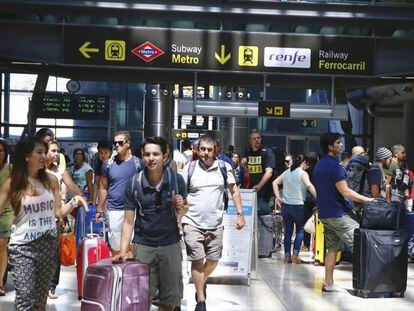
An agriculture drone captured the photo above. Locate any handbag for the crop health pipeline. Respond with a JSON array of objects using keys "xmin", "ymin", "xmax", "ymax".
[
  {"xmin": 304, "ymin": 212, "xmax": 316, "ymax": 234},
  {"xmin": 59, "ymin": 229, "xmax": 76, "ymax": 266}
]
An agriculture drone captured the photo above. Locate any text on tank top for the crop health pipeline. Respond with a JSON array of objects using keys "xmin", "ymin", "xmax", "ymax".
[{"xmin": 9, "ymin": 189, "xmax": 56, "ymax": 245}]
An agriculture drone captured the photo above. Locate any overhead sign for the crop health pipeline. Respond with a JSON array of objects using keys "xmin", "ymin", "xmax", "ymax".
[
  {"xmin": 258, "ymin": 100, "xmax": 290, "ymax": 118},
  {"xmin": 302, "ymin": 120, "xmax": 318, "ymax": 128},
  {"xmin": 63, "ymin": 25, "xmax": 374, "ymax": 75},
  {"xmin": 32, "ymin": 93, "xmax": 109, "ymax": 120}
]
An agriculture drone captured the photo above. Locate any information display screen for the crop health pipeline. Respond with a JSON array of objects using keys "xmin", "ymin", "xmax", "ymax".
[{"xmin": 33, "ymin": 93, "xmax": 109, "ymax": 120}]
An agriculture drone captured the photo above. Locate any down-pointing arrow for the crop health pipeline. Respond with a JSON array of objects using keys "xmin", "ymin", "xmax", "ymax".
[{"xmin": 215, "ymin": 45, "xmax": 231, "ymax": 65}]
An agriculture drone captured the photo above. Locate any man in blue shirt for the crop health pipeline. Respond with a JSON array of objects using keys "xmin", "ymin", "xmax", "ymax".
[
  {"xmin": 313, "ymin": 133, "xmax": 373, "ymax": 292},
  {"xmin": 114, "ymin": 136, "xmax": 188, "ymax": 310},
  {"xmin": 97, "ymin": 131, "xmax": 144, "ymax": 256}
]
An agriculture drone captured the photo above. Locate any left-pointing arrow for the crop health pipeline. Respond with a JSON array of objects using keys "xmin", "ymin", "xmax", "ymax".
[{"xmin": 79, "ymin": 42, "xmax": 99, "ymax": 59}]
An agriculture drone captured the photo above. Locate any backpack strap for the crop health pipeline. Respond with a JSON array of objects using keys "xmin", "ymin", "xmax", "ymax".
[
  {"xmin": 187, "ymin": 160, "xmax": 197, "ymax": 194},
  {"xmin": 132, "ymin": 156, "xmax": 143, "ymax": 173},
  {"xmin": 130, "ymin": 171, "xmax": 144, "ymax": 217},
  {"xmin": 218, "ymin": 160, "xmax": 229, "ymax": 211},
  {"xmin": 165, "ymin": 167, "xmax": 180, "ymax": 224}
]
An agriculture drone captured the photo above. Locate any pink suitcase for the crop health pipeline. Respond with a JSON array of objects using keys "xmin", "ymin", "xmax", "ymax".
[
  {"xmin": 81, "ymin": 258, "xmax": 150, "ymax": 311},
  {"xmin": 77, "ymin": 221, "xmax": 111, "ymax": 299}
]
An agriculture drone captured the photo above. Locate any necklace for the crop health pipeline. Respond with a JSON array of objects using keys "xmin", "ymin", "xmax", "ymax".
[{"xmin": 28, "ymin": 178, "xmax": 38, "ymax": 193}]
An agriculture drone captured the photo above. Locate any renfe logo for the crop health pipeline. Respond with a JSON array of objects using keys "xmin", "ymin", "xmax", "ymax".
[
  {"xmin": 264, "ymin": 47, "xmax": 311, "ymax": 68},
  {"xmin": 131, "ymin": 41, "xmax": 164, "ymax": 63}
]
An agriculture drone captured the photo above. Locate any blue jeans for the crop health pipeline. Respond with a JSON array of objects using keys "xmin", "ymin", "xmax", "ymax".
[{"xmin": 281, "ymin": 203, "xmax": 305, "ymax": 257}]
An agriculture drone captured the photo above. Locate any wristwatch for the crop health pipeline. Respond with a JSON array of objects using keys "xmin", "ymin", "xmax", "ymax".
[{"xmin": 237, "ymin": 211, "xmax": 244, "ymax": 216}]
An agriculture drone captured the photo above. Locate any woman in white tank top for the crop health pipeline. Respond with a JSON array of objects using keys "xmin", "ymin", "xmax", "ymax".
[
  {"xmin": 273, "ymin": 155, "xmax": 317, "ymax": 264},
  {"xmin": 0, "ymin": 137, "xmax": 83, "ymax": 310}
]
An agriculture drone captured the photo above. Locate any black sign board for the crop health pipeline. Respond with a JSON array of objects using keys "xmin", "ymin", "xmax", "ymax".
[
  {"xmin": 258, "ymin": 101, "xmax": 291, "ymax": 118},
  {"xmin": 63, "ymin": 25, "xmax": 374, "ymax": 76},
  {"xmin": 33, "ymin": 93, "xmax": 109, "ymax": 120}
]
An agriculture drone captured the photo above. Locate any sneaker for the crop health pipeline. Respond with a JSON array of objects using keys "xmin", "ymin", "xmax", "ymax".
[
  {"xmin": 0, "ymin": 286, "xmax": 5, "ymax": 296},
  {"xmin": 48, "ymin": 289, "xmax": 58, "ymax": 299},
  {"xmin": 194, "ymin": 301, "xmax": 207, "ymax": 311},
  {"xmin": 300, "ymin": 245, "xmax": 310, "ymax": 252},
  {"xmin": 291, "ymin": 255, "xmax": 303, "ymax": 264},
  {"xmin": 322, "ymin": 283, "xmax": 344, "ymax": 293},
  {"xmin": 284, "ymin": 256, "xmax": 292, "ymax": 263}
]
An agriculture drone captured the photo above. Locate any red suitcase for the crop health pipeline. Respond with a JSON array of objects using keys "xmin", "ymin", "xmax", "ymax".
[
  {"xmin": 77, "ymin": 220, "xmax": 111, "ymax": 299},
  {"xmin": 81, "ymin": 258, "xmax": 150, "ymax": 311}
]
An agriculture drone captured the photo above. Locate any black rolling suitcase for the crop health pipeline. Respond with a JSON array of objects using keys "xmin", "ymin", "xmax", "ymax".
[{"xmin": 353, "ymin": 228, "xmax": 408, "ymax": 298}]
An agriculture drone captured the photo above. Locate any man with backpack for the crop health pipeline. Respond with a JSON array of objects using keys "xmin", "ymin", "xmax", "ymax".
[
  {"xmin": 385, "ymin": 144, "xmax": 412, "ymax": 205},
  {"xmin": 345, "ymin": 146, "xmax": 371, "ymax": 201},
  {"xmin": 114, "ymin": 136, "xmax": 188, "ymax": 311},
  {"xmin": 97, "ymin": 131, "xmax": 144, "ymax": 256},
  {"xmin": 182, "ymin": 135, "xmax": 245, "ymax": 311},
  {"xmin": 367, "ymin": 147, "xmax": 393, "ymax": 200}
]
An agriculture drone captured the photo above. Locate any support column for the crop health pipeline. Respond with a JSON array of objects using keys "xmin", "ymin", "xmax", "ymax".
[
  {"xmin": 144, "ymin": 84, "xmax": 172, "ymax": 139},
  {"xmin": 403, "ymin": 101, "xmax": 414, "ymax": 168},
  {"xmin": 217, "ymin": 87, "xmax": 248, "ymax": 155},
  {"xmin": 3, "ymin": 73, "xmax": 10, "ymax": 138}
]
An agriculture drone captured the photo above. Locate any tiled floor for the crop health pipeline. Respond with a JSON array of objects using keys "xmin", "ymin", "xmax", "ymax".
[{"xmin": 0, "ymin": 250, "xmax": 413, "ymax": 310}]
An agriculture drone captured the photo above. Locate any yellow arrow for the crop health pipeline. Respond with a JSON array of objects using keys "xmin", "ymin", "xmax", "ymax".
[
  {"xmin": 266, "ymin": 107, "xmax": 273, "ymax": 115},
  {"xmin": 215, "ymin": 45, "xmax": 231, "ymax": 65},
  {"xmin": 79, "ymin": 41, "xmax": 99, "ymax": 59}
]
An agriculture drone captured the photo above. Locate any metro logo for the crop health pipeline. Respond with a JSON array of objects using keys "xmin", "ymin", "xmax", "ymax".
[
  {"xmin": 131, "ymin": 41, "xmax": 164, "ymax": 63},
  {"xmin": 264, "ymin": 47, "xmax": 311, "ymax": 68}
]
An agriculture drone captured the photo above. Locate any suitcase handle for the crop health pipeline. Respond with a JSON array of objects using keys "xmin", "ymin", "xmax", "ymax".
[{"xmin": 89, "ymin": 218, "xmax": 106, "ymax": 240}]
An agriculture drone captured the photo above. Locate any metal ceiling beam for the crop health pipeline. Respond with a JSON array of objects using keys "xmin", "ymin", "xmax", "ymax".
[
  {"xmin": 1, "ymin": 0, "xmax": 414, "ymax": 29},
  {"xmin": 177, "ymin": 99, "xmax": 349, "ymax": 120}
]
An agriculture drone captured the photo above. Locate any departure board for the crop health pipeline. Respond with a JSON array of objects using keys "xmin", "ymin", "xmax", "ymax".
[{"xmin": 33, "ymin": 93, "xmax": 109, "ymax": 120}]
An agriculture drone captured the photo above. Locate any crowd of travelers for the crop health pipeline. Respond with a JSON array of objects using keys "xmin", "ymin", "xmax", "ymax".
[{"xmin": 0, "ymin": 127, "xmax": 412, "ymax": 310}]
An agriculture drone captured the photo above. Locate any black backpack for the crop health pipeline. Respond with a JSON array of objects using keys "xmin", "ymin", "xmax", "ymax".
[{"xmin": 345, "ymin": 160, "xmax": 370, "ymax": 195}]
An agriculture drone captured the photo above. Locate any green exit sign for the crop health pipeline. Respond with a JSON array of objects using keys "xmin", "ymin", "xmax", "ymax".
[{"xmin": 301, "ymin": 120, "xmax": 318, "ymax": 128}]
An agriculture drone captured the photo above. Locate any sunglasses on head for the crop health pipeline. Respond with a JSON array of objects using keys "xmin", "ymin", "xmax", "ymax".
[{"xmin": 113, "ymin": 140, "xmax": 126, "ymax": 146}]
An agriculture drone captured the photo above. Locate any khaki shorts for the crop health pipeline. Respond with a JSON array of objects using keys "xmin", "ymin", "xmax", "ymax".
[
  {"xmin": 182, "ymin": 224, "xmax": 224, "ymax": 261},
  {"xmin": 0, "ymin": 207, "xmax": 14, "ymax": 238},
  {"xmin": 321, "ymin": 213, "xmax": 359, "ymax": 253},
  {"xmin": 134, "ymin": 242, "xmax": 183, "ymax": 307}
]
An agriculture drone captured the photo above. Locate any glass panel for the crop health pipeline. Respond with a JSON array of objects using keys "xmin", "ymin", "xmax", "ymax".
[
  {"xmin": 46, "ymin": 77, "xmax": 71, "ymax": 92},
  {"xmin": 9, "ymin": 92, "xmax": 30, "ymax": 125},
  {"xmin": 9, "ymin": 126, "xmax": 25, "ymax": 138},
  {"xmin": 10, "ymin": 73, "xmax": 37, "ymax": 91}
]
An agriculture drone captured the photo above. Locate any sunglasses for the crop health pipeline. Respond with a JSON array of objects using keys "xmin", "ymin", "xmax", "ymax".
[
  {"xmin": 285, "ymin": 159, "xmax": 291, "ymax": 163},
  {"xmin": 113, "ymin": 140, "xmax": 126, "ymax": 146},
  {"xmin": 155, "ymin": 191, "xmax": 162, "ymax": 210}
]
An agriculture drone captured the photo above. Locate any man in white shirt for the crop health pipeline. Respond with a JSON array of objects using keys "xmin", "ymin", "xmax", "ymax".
[{"xmin": 182, "ymin": 135, "xmax": 245, "ymax": 311}]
